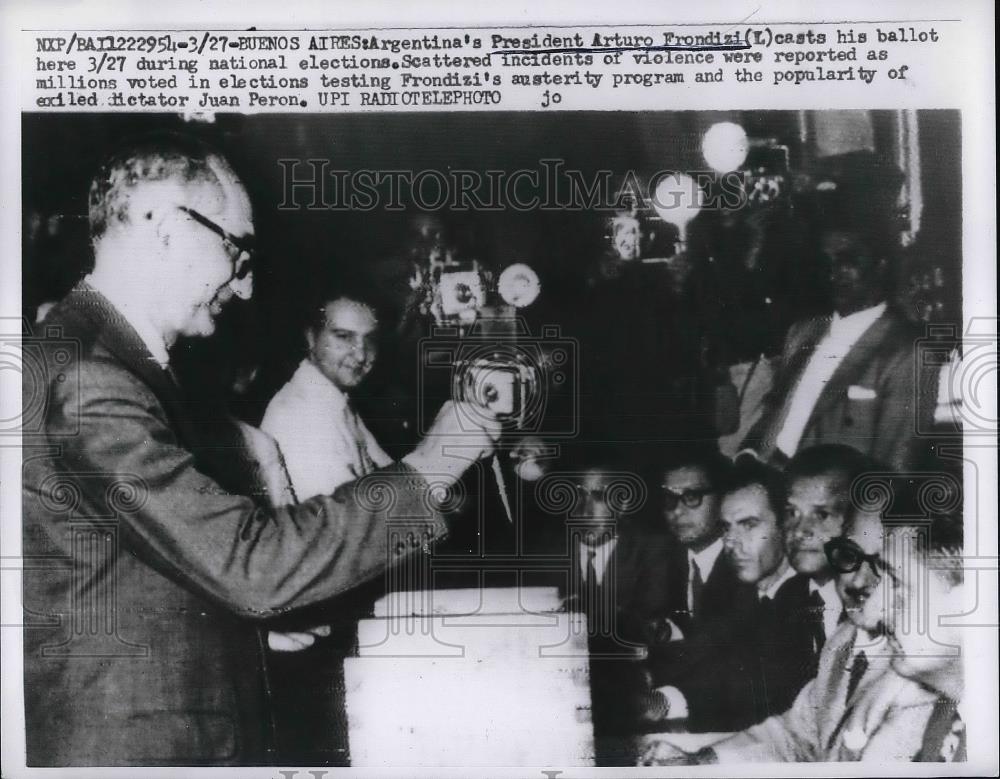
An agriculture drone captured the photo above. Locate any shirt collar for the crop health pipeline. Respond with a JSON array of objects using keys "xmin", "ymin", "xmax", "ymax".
[
  {"xmin": 292, "ymin": 358, "xmax": 350, "ymax": 408},
  {"xmin": 689, "ymin": 536, "xmax": 724, "ymax": 577},
  {"xmin": 758, "ymin": 557, "xmax": 796, "ymax": 600},
  {"xmin": 83, "ymin": 273, "xmax": 170, "ymax": 368},
  {"xmin": 580, "ymin": 535, "xmax": 617, "ymax": 555},
  {"xmin": 830, "ymin": 301, "xmax": 887, "ymax": 335},
  {"xmin": 809, "ymin": 576, "xmax": 841, "ymax": 605}
]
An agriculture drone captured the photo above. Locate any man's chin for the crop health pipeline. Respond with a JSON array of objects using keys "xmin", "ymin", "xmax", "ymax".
[
  {"xmin": 790, "ymin": 549, "xmax": 826, "ymax": 574},
  {"xmin": 183, "ymin": 310, "xmax": 218, "ymax": 338}
]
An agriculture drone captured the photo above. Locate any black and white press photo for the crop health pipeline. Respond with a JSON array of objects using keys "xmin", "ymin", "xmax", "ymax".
[{"xmin": 14, "ymin": 105, "xmax": 982, "ymax": 770}]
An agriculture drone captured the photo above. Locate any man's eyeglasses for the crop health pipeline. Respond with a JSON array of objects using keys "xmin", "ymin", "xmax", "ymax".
[
  {"xmin": 824, "ymin": 537, "xmax": 888, "ymax": 577},
  {"xmin": 177, "ymin": 206, "xmax": 255, "ymax": 280},
  {"xmin": 661, "ymin": 486, "xmax": 714, "ymax": 510}
]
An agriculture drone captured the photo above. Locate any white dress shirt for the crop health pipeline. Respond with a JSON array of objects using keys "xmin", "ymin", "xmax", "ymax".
[
  {"xmin": 757, "ymin": 557, "xmax": 796, "ymax": 602},
  {"xmin": 687, "ymin": 536, "xmax": 725, "ymax": 612},
  {"xmin": 775, "ymin": 302, "xmax": 887, "ymax": 457},
  {"xmin": 809, "ymin": 577, "xmax": 844, "ymax": 643},
  {"xmin": 578, "ymin": 537, "xmax": 618, "ymax": 586},
  {"xmin": 261, "ymin": 359, "xmax": 392, "ymax": 501}
]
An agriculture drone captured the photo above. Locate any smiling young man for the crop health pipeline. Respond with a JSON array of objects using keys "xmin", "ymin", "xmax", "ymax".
[{"xmin": 262, "ymin": 288, "xmax": 392, "ymax": 501}]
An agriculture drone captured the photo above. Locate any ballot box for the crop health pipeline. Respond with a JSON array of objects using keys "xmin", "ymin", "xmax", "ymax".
[{"xmin": 343, "ymin": 586, "xmax": 595, "ymax": 766}]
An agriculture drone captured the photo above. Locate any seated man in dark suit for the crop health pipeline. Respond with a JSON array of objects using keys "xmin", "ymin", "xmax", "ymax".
[
  {"xmin": 641, "ymin": 449, "xmax": 759, "ymax": 731},
  {"xmin": 545, "ymin": 449, "xmax": 672, "ymax": 753},
  {"xmin": 740, "ymin": 171, "xmax": 934, "ymax": 470}
]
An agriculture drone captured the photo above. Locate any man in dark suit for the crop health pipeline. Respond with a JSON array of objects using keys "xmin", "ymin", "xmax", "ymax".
[
  {"xmin": 641, "ymin": 449, "xmax": 761, "ymax": 732},
  {"xmin": 539, "ymin": 453, "xmax": 671, "ymax": 753},
  {"xmin": 21, "ymin": 135, "xmax": 498, "ymax": 766},
  {"xmin": 559, "ymin": 465, "xmax": 671, "ymax": 642},
  {"xmin": 740, "ymin": 200, "xmax": 934, "ymax": 471}
]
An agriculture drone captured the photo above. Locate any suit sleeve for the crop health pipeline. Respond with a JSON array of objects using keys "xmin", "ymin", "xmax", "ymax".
[
  {"xmin": 49, "ymin": 357, "xmax": 448, "ymax": 618},
  {"xmin": 872, "ymin": 338, "xmax": 932, "ymax": 471}
]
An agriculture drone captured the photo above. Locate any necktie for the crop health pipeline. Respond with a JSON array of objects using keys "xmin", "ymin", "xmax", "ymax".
[
  {"xmin": 584, "ymin": 547, "xmax": 601, "ymax": 632},
  {"xmin": 690, "ymin": 559, "xmax": 705, "ymax": 616},
  {"xmin": 845, "ymin": 651, "xmax": 869, "ymax": 701},
  {"xmin": 807, "ymin": 589, "xmax": 827, "ymax": 653}
]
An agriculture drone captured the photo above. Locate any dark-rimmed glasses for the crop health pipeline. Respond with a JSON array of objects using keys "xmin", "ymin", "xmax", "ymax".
[
  {"xmin": 824, "ymin": 537, "xmax": 888, "ymax": 577},
  {"xmin": 177, "ymin": 206, "xmax": 255, "ymax": 280},
  {"xmin": 661, "ymin": 486, "xmax": 714, "ymax": 511}
]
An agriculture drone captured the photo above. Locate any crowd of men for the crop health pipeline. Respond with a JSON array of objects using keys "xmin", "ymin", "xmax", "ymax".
[
  {"xmin": 21, "ymin": 132, "xmax": 966, "ymax": 768},
  {"xmin": 563, "ymin": 445, "xmax": 965, "ymax": 764}
]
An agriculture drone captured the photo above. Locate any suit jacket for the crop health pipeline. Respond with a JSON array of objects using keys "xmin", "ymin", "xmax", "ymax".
[
  {"xmin": 645, "ymin": 544, "xmax": 760, "ymax": 732},
  {"xmin": 719, "ymin": 574, "xmax": 826, "ymax": 730},
  {"xmin": 712, "ymin": 622, "xmax": 940, "ymax": 762},
  {"xmin": 21, "ymin": 286, "xmax": 447, "ymax": 767},
  {"xmin": 560, "ymin": 523, "xmax": 673, "ymax": 647},
  {"xmin": 742, "ymin": 309, "xmax": 933, "ymax": 470}
]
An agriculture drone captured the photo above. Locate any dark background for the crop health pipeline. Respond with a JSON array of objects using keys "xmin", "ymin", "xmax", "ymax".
[{"xmin": 22, "ymin": 110, "xmax": 962, "ymax": 455}]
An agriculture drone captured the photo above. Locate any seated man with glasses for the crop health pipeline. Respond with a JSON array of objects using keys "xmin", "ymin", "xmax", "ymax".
[
  {"xmin": 638, "ymin": 448, "xmax": 760, "ymax": 731},
  {"xmin": 640, "ymin": 482, "xmax": 964, "ymax": 764}
]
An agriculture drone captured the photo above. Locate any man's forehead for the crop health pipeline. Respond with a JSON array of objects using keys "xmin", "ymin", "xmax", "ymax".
[
  {"xmin": 845, "ymin": 510, "xmax": 885, "ymax": 552},
  {"xmin": 663, "ymin": 465, "xmax": 710, "ymax": 488},
  {"xmin": 580, "ymin": 469, "xmax": 612, "ymax": 488},
  {"xmin": 788, "ymin": 474, "xmax": 847, "ymax": 504},
  {"xmin": 324, "ymin": 299, "xmax": 379, "ymax": 330},
  {"xmin": 187, "ymin": 157, "xmax": 253, "ymax": 236},
  {"xmin": 722, "ymin": 484, "xmax": 771, "ymax": 521}
]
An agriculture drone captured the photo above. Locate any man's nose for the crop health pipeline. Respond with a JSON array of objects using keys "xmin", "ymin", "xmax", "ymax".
[
  {"xmin": 789, "ymin": 520, "xmax": 812, "ymax": 541},
  {"xmin": 844, "ymin": 565, "xmax": 877, "ymax": 594}
]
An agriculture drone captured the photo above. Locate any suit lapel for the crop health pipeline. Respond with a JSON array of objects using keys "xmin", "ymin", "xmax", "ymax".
[
  {"xmin": 69, "ymin": 285, "xmax": 182, "ymax": 406},
  {"xmin": 776, "ymin": 316, "xmax": 831, "ymax": 396},
  {"xmin": 808, "ymin": 312, "xmax": 896, "ymax": 424}
]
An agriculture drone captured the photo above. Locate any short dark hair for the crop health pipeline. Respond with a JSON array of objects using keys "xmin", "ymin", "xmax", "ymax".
[
  {"xmin": 88, "ymin": 132, "xmax": 225, "ymax": 242},
  {"xmin": 658, "ymin": 445, "xmax": 733, "ymax": 492},
  {"xmin": 722, "ymin": 458, "xmax": 785, "ymax": 520},
  {"xmin": 305, "ymin": 278, "xmax": 383, "ymax": 334},
  {"xmin": 785, "ymin": 444, "xmax": 880, "ymax": 491}
]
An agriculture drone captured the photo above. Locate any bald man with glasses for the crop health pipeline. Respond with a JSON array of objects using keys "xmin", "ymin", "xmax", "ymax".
[{"xmin": 22, "ymin": 134, "xmax": 499, "ymax": 767}]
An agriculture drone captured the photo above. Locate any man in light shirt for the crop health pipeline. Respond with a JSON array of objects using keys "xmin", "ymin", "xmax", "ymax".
[
  {"xmin": 262, "ymin": 289, "xmax": 391, "ymax": 502},
  {"xmin": 741, "ymin": 217, "xmax": 932, "ymax": 470}
]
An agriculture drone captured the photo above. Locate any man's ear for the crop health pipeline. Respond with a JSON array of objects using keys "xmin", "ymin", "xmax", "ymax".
[{"xmin": 304, "ymin": 327, "xmax": 317, "ymax": 355}]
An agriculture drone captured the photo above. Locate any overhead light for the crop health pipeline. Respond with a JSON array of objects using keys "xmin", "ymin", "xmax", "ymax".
[{"xmin": 702, "ymin": 121, "xmax": 749, "ymax": 173}]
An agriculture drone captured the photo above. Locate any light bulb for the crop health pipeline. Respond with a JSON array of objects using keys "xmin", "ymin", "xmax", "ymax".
[
  {"xmin": 702, "ymin": 121, "xmax": 749, "ymax": 173},
  {"xmin": 651, "ymin": 173, "xmax": 704, "ymax": 239}
]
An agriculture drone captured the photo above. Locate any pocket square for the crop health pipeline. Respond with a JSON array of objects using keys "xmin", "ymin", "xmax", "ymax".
[{"xmin": 847, "ymin": 385, "xmax": 878, "ymax": 400}]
